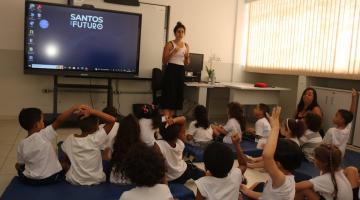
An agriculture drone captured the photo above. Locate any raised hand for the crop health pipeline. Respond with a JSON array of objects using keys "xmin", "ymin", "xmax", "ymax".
[
  {"xmin": 266, "ymin": 106, "xmax": 281, "ymax": 130},
  {"xmin": 352, "ymin": 88, "xmax": 358, "ymax": 98}
]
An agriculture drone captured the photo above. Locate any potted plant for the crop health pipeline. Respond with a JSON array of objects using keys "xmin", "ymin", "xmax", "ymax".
[{"xmin": 205, "ymin": 54, "xmax": 221, "ymax": 84}]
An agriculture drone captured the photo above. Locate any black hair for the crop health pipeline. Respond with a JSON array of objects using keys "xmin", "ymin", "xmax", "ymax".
[
  {"xmin": 203, "ymin": 142, "xmax": 234, "ymax": 178},
  {"xmin": 173, "ymin": 21, "xmax": 186, "ymax": 34},
  {"xmin": 287, "ymin": 118, "xmax": 306, "ymax": 138},
  {"xmin": 296, "ymin": 87, "xmax": 320, "ymax": 117},
  {"xmin": 110, "ymin": 114, "xmax": 142, "ymax": 178},
  {"xmin": 194, "ymin": 105, "xmax": 210, "ymax": 129},
  {"xmin": 78, "ymin": 115, "xmax": 99, "ymax": 133},
  {"xmin": 314, "ymin": 144, "xmax": 342, "ymax": 200},
  {"xmin": 258, "ymin": 103, "xmax": 270, "ymax": 117},
  {"xmin": 228, "ymin": 102, "xmax": 246, "ymax": 131},
  {"xmin": 274, "ymin": 139, "xmax": 303, "ymax": 171},
  {"xmin": 122, "ymin": 143, "xmax": 166, "ymax": 187},
  {"xmin": 133, "ymin": 104, "xmax": 161, "ymax": 130},
  {"xmin": 159, "ymin": 123, "xmax": 181, "ymax": 142},
  {"xmin": 304, "ymin": 112, "xmax": 322, "ymax": 132},
  {"xmin": 337, "ymin": 109, "xmax": 353, "ymax": 126},
  {"xmin": 18, "ymin": 108, "xmax": 42, "ymax": 131}
]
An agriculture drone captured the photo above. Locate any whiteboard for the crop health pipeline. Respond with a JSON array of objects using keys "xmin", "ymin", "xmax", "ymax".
[{"xmin": 73, "ymin": 0, "xmax": 167, "ymax": 78}]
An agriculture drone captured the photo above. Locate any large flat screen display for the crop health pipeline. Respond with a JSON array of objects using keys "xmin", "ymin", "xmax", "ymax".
[{"xmin": 24, "ymin": 1, "xmax": 142, "ymax": 78}]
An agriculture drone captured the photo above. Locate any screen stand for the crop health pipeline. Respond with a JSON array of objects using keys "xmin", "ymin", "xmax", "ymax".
[{"xmin": 44, "ymin": 76, "xmax": 116, "ymax": 127}]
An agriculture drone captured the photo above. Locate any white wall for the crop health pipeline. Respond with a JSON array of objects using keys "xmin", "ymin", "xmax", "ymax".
[{"xmin": 0, "ymin": 0, "xmax": 238, "ymax": 117}]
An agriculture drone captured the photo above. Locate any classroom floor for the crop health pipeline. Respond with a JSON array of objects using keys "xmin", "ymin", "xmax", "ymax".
[{"xmin": 0, "ymin": 119, "xmax": 269, "ymax": 197}]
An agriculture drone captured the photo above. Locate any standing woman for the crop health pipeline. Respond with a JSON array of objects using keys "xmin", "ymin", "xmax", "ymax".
[{"xmin": 161, "ymin": 22, "xmax": 190, "ymax": 117}]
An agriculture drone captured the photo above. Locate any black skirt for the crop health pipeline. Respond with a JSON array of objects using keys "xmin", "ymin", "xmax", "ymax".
[{"xmin": 161, "ymin": 63, "xmax": 185, "ymax": 110}]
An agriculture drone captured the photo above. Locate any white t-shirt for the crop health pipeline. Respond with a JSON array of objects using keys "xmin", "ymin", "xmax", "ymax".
[
  {"xmin": 222, "ymin": 118, "xmax": 242, "ymax": 144},
  {"xmin": 155, "ymin": 139, "xmax": 187, "ymax": 181},
  {"xmin": 309, "ymin": 170, "xmax": 352, "ymax": 200},
  {"xmin": 255, "ymin": 117, "xmax": 271, "ymax": 149},
  {"xmin": 195, "ymin": 168, "xmax": 242, "ymax": 200},
  {"xmin": 139, "ymin": 118, "xmax": 157, "ymax": 147},
  {"xmin": 119, "ymin": 184, "xmax": 173, "ymax": 200},
  {"xmin": 260, "ymin": 175, "xmax": 295, "ymax": 200},
  {"xmin": 187, "ymin": 121, "xmax": 213, "ymax": 143},
  {"xmin": 62, "ymin": 128, "xmax": 107, "ymax": 185},
  {"xmin": 99, "ymin": 122, "xmax": 119, "ymax": 150},
  {"xmin": 17, "ymin": 125, "xmax": 62, "ymax": 179},
  {"xmin": 323, "ymin": 122, "xmax": 352, "ymax": 157},
  {"xmin": 300, "ymin": 129, "xmax": 322, "ymax": 161}
]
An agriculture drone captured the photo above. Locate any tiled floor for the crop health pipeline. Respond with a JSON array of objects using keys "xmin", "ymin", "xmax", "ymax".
[{"xmin": 0, "ymin": 119, "xmax": 269, "ymax": 197}]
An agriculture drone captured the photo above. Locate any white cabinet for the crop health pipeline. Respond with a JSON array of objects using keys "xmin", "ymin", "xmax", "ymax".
[
  {"xmin": 313, "ymin": 87, "xmax": 356, "ymax": 144},
  {"xmin": 352, "ymin": 97, "xmax": 360, "ymax": 147}
]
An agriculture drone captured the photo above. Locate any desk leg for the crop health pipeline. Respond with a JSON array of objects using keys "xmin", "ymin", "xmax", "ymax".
[{"xmin": 198, "ymin": 87, "xmax": 208, "ymax": 106}]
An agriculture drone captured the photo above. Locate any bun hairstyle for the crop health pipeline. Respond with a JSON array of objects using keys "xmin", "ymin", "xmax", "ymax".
[
  {"xmin": 173, "ymin": 21, "xmax": 186, "ymax": 34},
  {"xmin": 286, "ymin": 118, "xmax": 306, "ymax": 138}
]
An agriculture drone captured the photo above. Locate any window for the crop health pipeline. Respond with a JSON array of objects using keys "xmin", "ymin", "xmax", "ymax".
[{"xmin": 245, "ymin": 0, "xmax": 360, "ymax": 80}]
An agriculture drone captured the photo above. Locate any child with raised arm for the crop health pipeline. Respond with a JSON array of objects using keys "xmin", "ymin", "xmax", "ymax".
[
  {"xmin": 16, "ymin": 105, "xmax": 80, "ymax": 184},
  {"xmin": 240, "ymin": 107, "xmax": 303, "ymax": 199},
  {"xmin": 323, "ymin": 88, "xmax": 357, "ymax": 157},
  {"xmin": 61, "ymin": 105, "xmax": 116, "ymax": 185},
  {"xmin": 155, "ymin": 115, "xmax": 205, "ymax": 184},
  {"xmin": 195, "ymin": 133, "xmax": 247, "ymax": 200}
]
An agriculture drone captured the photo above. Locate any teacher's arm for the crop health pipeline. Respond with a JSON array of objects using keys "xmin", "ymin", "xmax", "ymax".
[
  {"xmin": 162, "ymin": 42, "xmax": 177, "ymax": 65},
  {"xmin": 184, "ymin": 43, "xmax": 190, "ymax": 65}
]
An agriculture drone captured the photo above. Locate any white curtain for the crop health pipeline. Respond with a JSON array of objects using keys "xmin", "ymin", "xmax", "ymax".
[{"xmin": 245, "ymin": 0, "xmax": 360, "ymax": 80}]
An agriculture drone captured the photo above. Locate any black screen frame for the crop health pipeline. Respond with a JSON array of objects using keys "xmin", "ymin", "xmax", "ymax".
[{"xmin": 24, "ymin": 1, "xmax": 142, "ymax": 78}]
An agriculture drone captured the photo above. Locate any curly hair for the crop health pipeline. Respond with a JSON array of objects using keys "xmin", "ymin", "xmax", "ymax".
[
  {"xmin": 122, "ymin": 143, "xmax": 166, "ymax": 187},
  {"xmin": 228, "ymin": 102, "xmax": 246, "ymax": 131},
  {"xmin": 110, "ymin": 114, "xmax": 142, "ymax": 178}
]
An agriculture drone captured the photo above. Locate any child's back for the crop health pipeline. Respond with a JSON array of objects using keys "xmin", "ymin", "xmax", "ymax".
[
  {"xmin": 17, "ymin": 106, "xmax": 79, "ymax": 184},
  {"xmin": 119, "ymin": 143, "xmax": 173, "ymax": 200},
  {"xmin": 156, "ymin": 138, "xmax": 187, "ymax": 181},
  {"xmin": 18, "ymin": 125, "xmax": 62, "ymax": 179},
  {"xmin": 62, "ymin": 127, "xmax": 107, "ymax": 185},
  {"xmin": 195, "ymin": 140, "xmax": 246, "ymax": 200},
  {"xmin": 62, "ymin": 107, "xmax": 115, "ymax": 185},
  {"xmin": 187, "ymin": 120, "xmax": 213, "ymax": 143}
]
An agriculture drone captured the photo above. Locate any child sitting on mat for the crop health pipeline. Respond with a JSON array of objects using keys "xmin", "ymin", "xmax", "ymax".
[
  {"xmin": 119, "ymin": 143, "xmax": 173, "ymax": 200},
  {"xmin": 16, "ymin": 105, "xmax": 80, "ymax": 185},
  {"xmin": 212, "ymin": 102, "xmax": 246, "ymax": 144},
  {"xmin": 246, "ymin": 103, "xmax": 271, "ymax": 149},
  {"xmin": 299, "ymin": 111, "xmax": 323, "ymax": 162},
  {"xmin": 155, "ymin": 115, "xmax": 205, "ymax": 184},
  {"xmin": 186, "ymin": 105, "xmax": 213, "ymax": 148},
  {"xmin": 323, "ymin": 88, "xmax": 357, "ymax": 157},
  {"xmin": 61, "ymin": 105, "xmax": 115, "ymax": 185},
  {"xmin": 240, "ymin": 107, "xmax": 303, "ymax": 200},
  {"xmin": 195, "ymin": 133, "xmax": 247, "ymax": 200}
]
